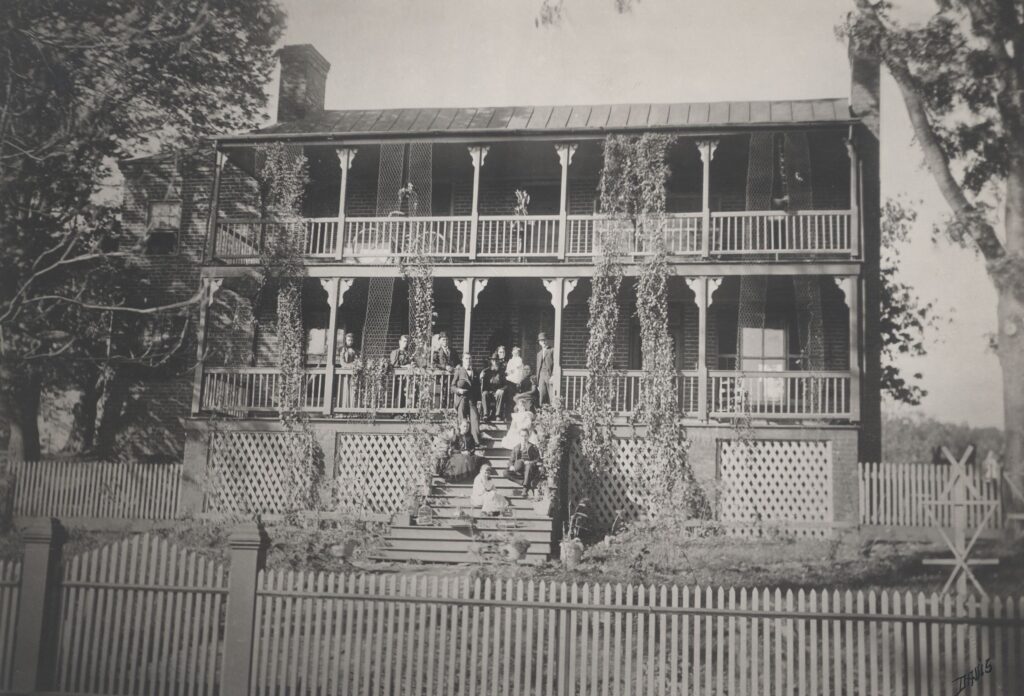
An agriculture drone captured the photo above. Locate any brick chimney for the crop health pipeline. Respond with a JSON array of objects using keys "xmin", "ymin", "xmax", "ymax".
[{"xmin": 276, "ymin": 44, "xmax": 330, "ymax": 123}]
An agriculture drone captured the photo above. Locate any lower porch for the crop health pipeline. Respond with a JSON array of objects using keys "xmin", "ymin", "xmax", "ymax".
[{"xmin": 195, "ymin": 274, "xmax": 861, "ymax": 424}]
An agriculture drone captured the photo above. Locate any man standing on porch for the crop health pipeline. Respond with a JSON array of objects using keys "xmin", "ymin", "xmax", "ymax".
[
  {"xmin": 536, "ymin": 332, "xmax": 554, "ymax": 407},
  {"xmin": 453, "ymin": 353, "xmax": 482, "ymax": 441}
]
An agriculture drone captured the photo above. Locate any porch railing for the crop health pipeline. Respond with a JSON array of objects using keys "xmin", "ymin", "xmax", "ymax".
[
  {"xmin": 333, "ymin": 368, "xmax": 456, "ymax": 413},
  {"xmin": 477, "ymin": 215, "xmax": 561, "ymax": 257},
  {"xmin": 213, "ymin": 218, "xmax": 340, "ymax": 261},
  {"xmin": 565, "ymin": 214, "xmax": 703, "ymax": 257},
  {"xmin": 709, "ymin": 210, "xmax": 853, "ymax": 255},
  {"xmin": 200, "ymin": 367, "xmax": 326, "ymax": 412},
  {"xmin": 708, "ymin": 370, "xmax": 852, "ymax": 419},
  {"xmin": 559, "ymin": 369, "xmax": 700, "ymax": 415},
  {"xmin": 209, "ymin": 210, "xmax": 856, "ymax": 262},
  {"xmin": 343, "ymin": 217, "xmax": 473, "ymax": 259}
]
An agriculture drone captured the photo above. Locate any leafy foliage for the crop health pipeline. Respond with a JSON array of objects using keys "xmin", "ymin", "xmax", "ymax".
[
  {"xmin": 0, "ymin": 0, "xmax": 285, "ymax": 458},
  {"xmin": 600, "ymin": 134, "xmax": 703, "ymax": 518},
  {"xmin": 879, "ymin": 199, "xmax": 941, "ymax": 406}
]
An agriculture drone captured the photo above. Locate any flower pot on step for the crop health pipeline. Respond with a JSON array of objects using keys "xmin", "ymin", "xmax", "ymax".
[{"xmin": 560, "ymin": 539, "xmax": 583, "ymax": 568}]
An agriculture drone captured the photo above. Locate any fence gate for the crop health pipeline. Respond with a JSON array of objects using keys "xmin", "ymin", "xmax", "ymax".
[{"xmin": 55, "ymin": 534, "xmax": 228, "ymax": 696}]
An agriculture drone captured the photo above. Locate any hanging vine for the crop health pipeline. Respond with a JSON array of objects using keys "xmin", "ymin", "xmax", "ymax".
[
  {"xmin": 251, "ymin": 142, "xmax": 323, "ymax": 514},
  {"xmin": 397, "ymin": 182, "xmax": 442, "ymax": 493},
  {"xmin": 577, "ymin": 141, "xmax": 628, "ymax": 495},
  {"xmin": 598, "ymin": 134, "xmax": 706, "ymax": 519}
]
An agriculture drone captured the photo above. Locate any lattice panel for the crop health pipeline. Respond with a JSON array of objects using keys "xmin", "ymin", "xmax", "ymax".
[
  {"xmin": 718, "ymin": 440, "xmax": 833, "ymax": 538},
  {"xmin": 206, "ymin": 431, "xmax": 305, "ymax": 514},
  {"xmin": 568, "ymin": 438, "xmax": 654, "ymax": 530},
  {"xmin": 335, "ymin": 433, "xmax": 418, "ymax": 514}
]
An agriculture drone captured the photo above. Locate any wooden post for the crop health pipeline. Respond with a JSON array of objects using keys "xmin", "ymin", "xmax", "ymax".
[
  {"xmin": 556, "ymin": 144, "xmax": 577, "ymax": 260},
  {"xmin": 469, "ymin": 146, "xmax": 488, "ymax": 260},
  {"xmin": 12, "ymin": 518, "xmax": 61, "ymax": 693},
  {"xmin": 335, "ymin": 148, "xmax": 356, "ymax": 260},
  {"xmin": 321, "ymin": 277, "xmax": 341, "ymax": 415},
  {"xmin": 697, "ymin": 140, "xmax": 718, "ymax": 258},
  {"xmin": 205, "ymin": 148, "xmax": 227, "ymax": 262},
  {"xmin": 687, "ymin": 276, "xmax": 720, "ymax": 421},
  {"xmin": 846, "ymin": 132, "xmax": 861, "ymax": 259},
  {"xmin": 191, "ymin": 277, "xmax": 223, "ymax": 415},
  {"xmin": 543, "ymin": 278, "xmax": 577, "ymax": 399},
  {"xmin": 222, "ymin": 522, "xmax": 263, "ymax": 696},
  {"xmin": 835, "ymin": 276, "xmax": 860, "ymax": 421}
]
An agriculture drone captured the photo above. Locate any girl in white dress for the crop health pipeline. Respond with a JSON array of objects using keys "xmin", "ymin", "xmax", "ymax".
[
  {"xmin": 500, "ymin": 402, "xmax": 539, "ymax": 450},
  {"xmin": 504, "ymin": 346, "xmax": 525, "ymax": 385},
  {"xmin": 470, "ymin": 466, "xmax": 509, "ymax": 515}
]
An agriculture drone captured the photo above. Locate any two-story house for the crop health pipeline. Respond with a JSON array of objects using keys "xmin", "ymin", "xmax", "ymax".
[{"xmin": 123, "ymin": 43, "xmax": 881, "ymax": 546}]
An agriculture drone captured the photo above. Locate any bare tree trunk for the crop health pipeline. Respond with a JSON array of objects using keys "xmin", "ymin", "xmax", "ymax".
[
  {"xmin": 0, "ymin": 366, "xmax": 41, "ymax": 461},
  {"xmin": 96, "ymin": 368, "xmax": 130, "ymax": 457},
  {"xmin": 65, "ymin": 368, "xmax": 100, "ymax": 454},
  {"xmin": 1000, "ymin": 167, "xmax": 1024, "ymax": 514}
]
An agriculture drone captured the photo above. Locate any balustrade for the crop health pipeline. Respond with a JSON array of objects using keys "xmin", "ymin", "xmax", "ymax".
[
  {"xmin": 210, "ymin": 210, "xmax": 856, "ymax": 262},
  {"xmin": 709, "ymin": 210, "xmax": 853, "ymax": 255},
  {"xmin": 708, "ymin": 370, "xmax": 852, "ymax": 419}
]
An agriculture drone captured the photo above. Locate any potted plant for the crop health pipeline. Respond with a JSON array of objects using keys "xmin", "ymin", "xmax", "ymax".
[
  {"xmin": 504, "ymin": 533, "xmax": 532, "ymax": 562},
  {"xmin": 560, "ymin": 499, "xmax": 587, "ymax": 568}
]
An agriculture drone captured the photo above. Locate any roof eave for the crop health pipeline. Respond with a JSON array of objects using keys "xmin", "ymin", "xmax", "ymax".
[{"xmin": 211, "ymin": 119, "xmax": 860, "ymax": 146}]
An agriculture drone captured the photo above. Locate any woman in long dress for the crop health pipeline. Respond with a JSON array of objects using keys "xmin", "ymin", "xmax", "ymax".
[
  {"xmin": 500, "ymin": 402, "xmax": 539, "ymax": 450},
  {"xmin": 470, "ymin": 466, "xmax": 508, "ymax": 515}
]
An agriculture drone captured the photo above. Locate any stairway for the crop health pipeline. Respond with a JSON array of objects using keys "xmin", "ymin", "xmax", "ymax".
[{"xmin": 369, "ymin": 422, "xmax": 557, "ymax": 565}]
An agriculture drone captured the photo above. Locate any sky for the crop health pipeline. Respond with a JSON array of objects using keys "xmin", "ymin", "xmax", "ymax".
[{"xmin": 274, "ymin": 0, "xmax": 1003, "ymax": 428}]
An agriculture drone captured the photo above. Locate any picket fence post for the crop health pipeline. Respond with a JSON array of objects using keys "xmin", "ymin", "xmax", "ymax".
[
  {"xmin": 222, "ymin": 522, "xmax": 264, "ymax": 696},
  {"xmin": 12, "ymin": 517, "xmax": 62, "ymax": 693}
]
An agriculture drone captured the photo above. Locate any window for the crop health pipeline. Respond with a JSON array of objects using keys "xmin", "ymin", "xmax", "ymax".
[
  {"xmin": 146, "ymin": 200, "xmax": 181, "ymax": 254},
  {"xmin": 740, "ymin": 327, "xmax": 786, "ymax": 403}
]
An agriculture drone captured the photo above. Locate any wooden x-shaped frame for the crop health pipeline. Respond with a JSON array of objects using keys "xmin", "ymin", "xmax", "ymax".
[{"xmin": 921, "ymin": 446, "xmax": 1000, "ymax": 596}]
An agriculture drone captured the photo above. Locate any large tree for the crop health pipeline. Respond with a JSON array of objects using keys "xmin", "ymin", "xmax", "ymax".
[
  {"xmin": 841, "ymin": 0, "xmax": 1024, "ymax": 504},
  {"xmin": 0, "ymin": 0, "xmax": 285, "ymax": 459}
]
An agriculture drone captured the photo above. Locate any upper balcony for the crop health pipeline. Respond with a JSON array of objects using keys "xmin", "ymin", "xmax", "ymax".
[{"xmin": 206, "ymin": 117, "xmax": 864, "ymax": 268}]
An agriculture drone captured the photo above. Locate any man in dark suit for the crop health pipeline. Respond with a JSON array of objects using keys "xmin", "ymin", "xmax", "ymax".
[
  {"xmin": 452, "ymin": 353, "xmax": 481, "ymax": 441},
  {"xmin": 431, "ymin": 332, "xmax": 457, "ymax": 372},
  {"xmin": 535, "ymin": 332, "xmax": 554, "ymax": 407},
  {"xmin": 507, "ymin": 430, "xmax": 542, "ymax": 497},
  {"xmin": 479, "ymin": 356, "xmax": 506, "ymax": 422},
  {"xmin": 389, "ymin": 334, "xmax": 413, "ymax": 368}
]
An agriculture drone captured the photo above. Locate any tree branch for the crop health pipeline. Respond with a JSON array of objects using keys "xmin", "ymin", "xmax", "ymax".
[{"xmin": 853, "ymin": 0, "xmax": 1008, "ymax": 262}]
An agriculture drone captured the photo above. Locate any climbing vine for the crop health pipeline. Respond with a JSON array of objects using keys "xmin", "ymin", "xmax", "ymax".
[
  {"xmin": 251, "ymin": 142, "xmax": 323, "ymax": 513},
  {"xmin": 598, "ymin": 134, "xmax": 705, "ymax": 518},
  {"xmin": 397, "ymin": 182, "xmax": 440, "ymax": 493}
]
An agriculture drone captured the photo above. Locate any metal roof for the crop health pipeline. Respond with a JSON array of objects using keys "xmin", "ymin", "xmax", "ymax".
[{"xmin": 218, "ymin": 98, "xmax": 854, "ymax": 142}]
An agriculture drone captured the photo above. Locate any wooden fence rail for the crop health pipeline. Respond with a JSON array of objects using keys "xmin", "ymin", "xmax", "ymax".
[
  {"xmin": 858, "ymin": 462, "xmax": 1003, "ymax": 529},
  {"xmin": 4, "ymin": 460, "xmax": 182, "ymax": 519},
  {"xmin": 6, "ymin": 524, "xmax": 1024, "ymax": 695}
]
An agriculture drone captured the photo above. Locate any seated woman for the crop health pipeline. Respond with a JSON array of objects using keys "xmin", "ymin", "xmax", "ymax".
[
  {"xmin": 470, "ymin": 465, "xmax": 509, "ymax": 515},
  {"xmin": 447, "ymin": 420, "xmax": 486, "ymax": 481},
  {"xmin": 500, "ymin": 401, "xmax": 539, "ymax": 450},
  {"xmin": 504, "ymin": 345, "xmax": 525, "ymax": 386}
]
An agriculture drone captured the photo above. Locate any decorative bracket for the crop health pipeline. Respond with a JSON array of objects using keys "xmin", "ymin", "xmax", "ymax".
[
  {"xmin": 454, "ymin": 278, "xmax": 474, "ymax": 311},
  {"xmin": 469, "ymin": 146, "xmax": 489, "ymax": 170},
  {"xmin": 562, "ymin": 278, "xmax": 579, "ymax": 308},
  {"xmin": 319, "ymin": 278, "xmax": 338, "ymax": 308},
  {"xmin": 707, "ymin": 277, "xmax": 722, "ymax": 306},
  {"xmin": 335, "ymin": 148, "xmax": 357, "ymax": 170},
  {"xmin": 833, "ymin": 276, "xmax": 856, "ymax": 306},
  {"xmin": 472, "ymin": 279, "xmax": 488, "ymax": 308},
  {"xmin": 338, "ymin": 278, "xmax": 354, "ymax": 305},
  {"xmin": 556, "ymin": 143, "xmax": 578, "ymax": 169},
  {"xmin": 697, "ymin": 139, "xmax": 718, "ymax": 163},
  {"xmin": 204, "ymin": 277, "xmax": 223, "ymax": 304}
]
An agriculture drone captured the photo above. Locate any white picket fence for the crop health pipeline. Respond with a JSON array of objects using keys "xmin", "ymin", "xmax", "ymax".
[
  {"xmin": 4, "ymin": 460, "xmax": 182, "ymax": 519},
  {"xmin": 858, "ymin": 462, "xmax": 1003, "ymax": 529}
]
